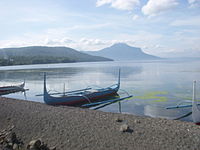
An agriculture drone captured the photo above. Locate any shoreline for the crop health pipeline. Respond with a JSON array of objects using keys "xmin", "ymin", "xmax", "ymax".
[{"xmin": 1, "ymin": 97, "xmax": 200, "ymax": 150}]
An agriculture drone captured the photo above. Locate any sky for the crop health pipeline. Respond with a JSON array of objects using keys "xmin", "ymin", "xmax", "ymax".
[{"xmin": 0, "ymin": 0, "xmax": 200, "ymax": 57}]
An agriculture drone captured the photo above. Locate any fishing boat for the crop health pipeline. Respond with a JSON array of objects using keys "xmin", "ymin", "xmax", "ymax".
[
  {"xmin": 0, "ymin": 82, "xmax": 25, "ymax": 96},
  {"xmin": 166, "ymin": 81, "xmax": 200, "ymax": 125},
  {"xmin": 43, "ymin": 70, "xmax": 121, "ymax": 106}
]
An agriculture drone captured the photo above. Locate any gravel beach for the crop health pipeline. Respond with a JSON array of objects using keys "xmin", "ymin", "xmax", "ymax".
[{"xmin": 1, "ymin": 97, "xmax": 200, "ymax": 150}]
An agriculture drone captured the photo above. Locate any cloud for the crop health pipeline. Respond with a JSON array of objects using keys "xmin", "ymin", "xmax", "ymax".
[
  {"xmin": 188, "ymin": 0, "xmax": 197, "ymax": 3},
  {"xmin": 188, "ymin": 0, "xmax": 200, "ymax": 7},
  {"xmin": 96, "ymin": 0, "xmax": 113, "ymax": 7},
  {"xmin": 44, "ymin": 38, "xmax": 75, "ymax": 46},
  {"xmin": 44, "ymin": 38, "xmax": 108, "ymax": 49},
  {"xmin": 80, "ymin": 38, "xmax": 108, "ymax": 46},
  {"xmin": 96, "ymin": 0, "xmax": 140, "ymax": 11},
  {"xmin": 142, "ymin": 0, "xmax": 179, "ymax": 16}
]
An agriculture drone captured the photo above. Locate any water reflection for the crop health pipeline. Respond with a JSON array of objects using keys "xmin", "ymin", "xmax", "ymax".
[
  {"xmin": 0, "ymin": 65, "xmax": 142, "ymax": 81},
  {"xmin": 144, "ymin": 105, "xmax": 193, "ymax": 121},
  {"xmin": 0, "ymin": 60, "xmax": 199, "ymax": 123}
]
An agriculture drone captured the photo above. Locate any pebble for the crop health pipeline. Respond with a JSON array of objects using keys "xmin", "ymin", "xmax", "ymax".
[
  {"xmin": 120, "ymin": 123, "xmax": 129, "ymax": 132},
  {"xmin": 0, "ymin": 127, "xmax": 56, "ymax": 150},
  {"xmin": 27, "ymin": 139, "xmax": 41, "ymax": 149},
  {"xmin": 115, "ymin": 117, "xmax": 123, "ymax": 123},
  {"xmin": 134, "ymin": 119, "xmax": 141, "ymax": 124}
]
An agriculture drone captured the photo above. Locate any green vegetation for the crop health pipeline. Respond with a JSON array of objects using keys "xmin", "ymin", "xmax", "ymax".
[
  {"xmin": 132, "ymin": 91, "xmax": 168, "ymax": 103},
  {"xmin": 0, "ymin": 56, "xmax": 76, "ymax": 66},
  {"xmin": 0, "ymin": 46, "xmax": 112, "ymax": 66}
]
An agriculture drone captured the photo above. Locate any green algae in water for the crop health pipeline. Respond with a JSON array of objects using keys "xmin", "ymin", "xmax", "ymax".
[{"xmin": 132, "ymin": 91, "xmax": 169, "ymax": 103}]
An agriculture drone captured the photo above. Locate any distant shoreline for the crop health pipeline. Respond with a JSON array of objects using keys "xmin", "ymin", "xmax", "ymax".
[
  {"xmin": 1, "ymin": 97, "xmax": 200, "ymax": 150},
  {"xmin": 0, "ymin": 58, "xmax": 113, "ymax": 67},
  {"xmin": 1, "ymin": 58, "xmax": 200, "ymax": 71},
  {"xmin": 0, "ymin": 60, "xmax": 114, "ymax": 71}
]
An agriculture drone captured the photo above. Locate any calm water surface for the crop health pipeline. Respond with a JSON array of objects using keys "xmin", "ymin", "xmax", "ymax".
[{"xmin": 0, "ymin": 60, "xmax": 200, "ymax": 122}]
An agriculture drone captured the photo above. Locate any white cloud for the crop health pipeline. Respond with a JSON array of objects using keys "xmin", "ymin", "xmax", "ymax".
[
  {"xmin": 80, "ymin": 38, "xmax": 108, "ymax": 46},
  {"xmin": 96, "ymin": 0, "xmax": 140, "ymax": 11},
  {"xmin": 96, "ymin": 0, "xmax": 113, "ymax": 7},
  {"xmin": 188, "ymin": 0, "xmax": 200, "ymax": 7},
  {"xmin": 142, "ymin": 0, "xmax": 179, "ymax": 16},
  {"xmin": 44, "ymin": 38, "xmax": 75, "ymax": 46},
  {"xmin": 188, "ymin": 0, "xmax": 197, "ymax": 3}
]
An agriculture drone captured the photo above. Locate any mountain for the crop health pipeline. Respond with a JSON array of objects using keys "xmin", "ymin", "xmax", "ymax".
[
  {"xmin": 85, "ymin": 43, "xmax": 161, "ymax": 60},
  {"xmin": 0, "ymin": 46, "xmax": 112, "ymax": 66}
]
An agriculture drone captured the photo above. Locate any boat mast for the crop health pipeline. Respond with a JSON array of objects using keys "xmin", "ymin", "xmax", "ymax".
[
  {"xmin": 43, "ymin": 73, "xmax": 47, "ymax": 95},
  {"xmin": 193, "ymin": 80, "xmax": 196, "ymax": 103},
  {"xmin": 63, "ymin": 83, "xmax": 65, "ymax": 96},
  {"xmin": 118, "ymin": 68, "xmax": 121, "ymax": 88}
]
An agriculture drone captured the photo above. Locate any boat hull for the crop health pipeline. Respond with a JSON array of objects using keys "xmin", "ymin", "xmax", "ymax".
[
  {"xmin": 0, "ymin": 83, "xmax": 25, "ymax": 96},
  {"xmin": 44, "ymin": 87, "xmax": 119, "ymax": 106},
  {"xmin": 195, "ymin": 122, "xmax": 200, "ymax": 125}
]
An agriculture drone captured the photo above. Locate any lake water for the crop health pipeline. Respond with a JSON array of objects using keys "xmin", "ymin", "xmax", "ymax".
[{"xmin": 0, "ymin": 60, "xmax": 200, "ymax": 122}]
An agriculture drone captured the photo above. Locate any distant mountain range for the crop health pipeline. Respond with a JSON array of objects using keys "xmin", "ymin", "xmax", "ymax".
[
  {"xmin": 0, "ymin": 43, "xmax": 163, "ymax": 66},
  {"xmin": 0, "ymin": 46, "xmax": 112, "ymax": 66},
  {"xmin": 85, "ymin": 43, "xmax": 161, "ymax": 60}
]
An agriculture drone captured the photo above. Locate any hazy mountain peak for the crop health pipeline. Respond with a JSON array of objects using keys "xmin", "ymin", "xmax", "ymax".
[
  {"xmin": 109, "ymin": 43, "xmax": 138, "ymax": 49},
  {"xmin": 85, "ymin": 43, "xmax": 161, "ymax": 60},
  {"xmin": 112, "ymin": 42, "xmax": 130, "ymax": 47}
]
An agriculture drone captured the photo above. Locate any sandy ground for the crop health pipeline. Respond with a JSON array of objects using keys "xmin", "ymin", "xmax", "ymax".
[{"xmin": 1, "ymin": 97, "xmax": 200, "ymax": 150}]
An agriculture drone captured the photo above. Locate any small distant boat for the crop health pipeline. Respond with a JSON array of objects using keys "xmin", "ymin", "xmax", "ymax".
[
  {"xmin": 43, "ymin": 70, "xmax": 121, "ymax": 106},
  {"xmin": 0, "ymin": 82, "xmax": 26, "ymax": 96}
]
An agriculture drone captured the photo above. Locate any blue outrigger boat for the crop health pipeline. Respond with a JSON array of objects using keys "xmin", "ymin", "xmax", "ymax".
[
  {"xmin": 43, "ymin": 70, "xmax": 121, "ymax": 106},
  {"xmin": 0, "ymin": 81, "xmax": 26, "ymax": 96}
]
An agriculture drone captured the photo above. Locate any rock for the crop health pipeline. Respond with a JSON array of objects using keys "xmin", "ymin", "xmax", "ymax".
[
  {"xmin": 120, "ymin": 123, "xmax": 129, "ymax": 132},
  {"xmin": 27, "ymin": 139, "xmax": 41, "ymax": 149},
  {"xmin": 50, "ymin": 146, "xmax": 56, "ymax": 150},
  {"xmin": 115, "ymin": 117, "xmax": 123, "ymax": 123},
  {"xmin": 29, "ymin": 145, "xmax": 39, "ymax": 150},
  {"xmin": 119, "ymin": 123, "xmax": 133, "ymax": 133},
  {"xmin": 11, "ymin": 132, "xmax": 17, "ymax": 143},
  {"xmin": 0, "ymin": 128, "xmax": 24, "ymax": 150},
  {"xmin": 39, "ymin": 142, "xmax": 49, "ymax": 150},
  {"xmin": 0, "ymin": 139, "xmax": 4, "ymax": 144},
  {"xmin": 8, "ymin": 125, "xmax": 15, "ymax": 131},
  {"xmin": 4, "ymin": 142, "xmax": 13, "ymax": 149},
  {"xmin": 134, "ymin": 119, "xmax": 141, "ymax": 124},
  {"xmin": 13, "ymin": 143, "xmax": 18, "ymax": 150},
  {"xmin": 26, "ymin": 139, "xmax": 54, "ymax": 150},
  {"xmin": 8, "ymin": 142, "xmax": 13, "ymax": 147},
  {"xmin": 6, "ymin": 132, "xmax": 17, "ymax": 143}
]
